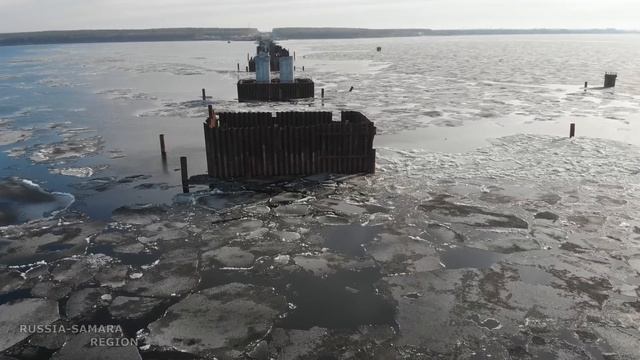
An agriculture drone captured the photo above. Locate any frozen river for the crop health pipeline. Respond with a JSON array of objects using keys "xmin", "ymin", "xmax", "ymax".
[{"xmin": 1, "ymin": 35, "xmax": 640, "ymax": 359}]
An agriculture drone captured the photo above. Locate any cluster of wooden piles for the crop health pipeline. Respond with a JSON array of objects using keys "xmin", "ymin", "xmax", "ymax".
[{"xmin": 203, "ymin": 111, "xmax": 376, "ymax": 178}]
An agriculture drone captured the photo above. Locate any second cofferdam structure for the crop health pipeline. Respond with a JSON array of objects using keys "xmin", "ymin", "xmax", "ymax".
[{"xmin": 238, "ymin": 40, "xmax": 314, "ymax": 102}]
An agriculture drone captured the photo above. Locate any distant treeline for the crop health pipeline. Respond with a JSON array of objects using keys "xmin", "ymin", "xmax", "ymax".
[
  {"xmin": 272, "ymin": 27, "xmax": 635, "ymax": 39},
  {"xmin": 0, "ymin": 28, "xmax": 260, "ymax": 46},
  {"xmin": 0, "ymin": 27, "xmax": 635, "ymax": 46},
  {"xmin": 272, "ymin": 28, "xmax": 433, "ymax": 39}
]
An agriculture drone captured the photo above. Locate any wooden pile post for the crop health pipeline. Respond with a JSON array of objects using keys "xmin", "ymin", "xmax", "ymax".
[{"xmin": 159, "ymin": 134, "xmax": 167, "ymax": 159}]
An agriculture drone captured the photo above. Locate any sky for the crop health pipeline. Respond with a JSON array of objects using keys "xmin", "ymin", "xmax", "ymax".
[{"xmin": 1, "ymin": 0, "xmax": 639, "ymax": 33}]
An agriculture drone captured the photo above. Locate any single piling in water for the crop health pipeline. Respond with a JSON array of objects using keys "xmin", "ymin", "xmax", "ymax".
[
  {"xmin": 246, "ymin": 66, "xmax": 249, "ymax": 72},
  {"xmin": 237, "ymin": 63, "xmax": 240, "ymax": 72},
  {"xmin": 159, "ymin": 134, "xmax": 167, "ymax": 159},
  {"xmin": 321, "ymin": 88, "xmax": 325, "ymax": 99},
  {"xmin": 604, "ymin": 72, "xmax": 617, "ymax": 88},
  {"xmin": 570, "ymin": 123, "xmax": 576, "ymax": 138},
  {"xmin": 161, "ymin": 156, "xmax": 168, "ymax": 174},
  {"xmin": 180, "ymin": 156, "xmax": 189, "ymax": 193},
  {"xmin": 584, "ymin": 82, "xmax": 588, "ymax": 89},
  {"xmin": 202, "ymin": 88, "xmax": 206, "ymax": 101}
]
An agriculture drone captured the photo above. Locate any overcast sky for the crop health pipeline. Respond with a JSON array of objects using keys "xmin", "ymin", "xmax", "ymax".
[{"xmin": 1, "ymin": 0, "xmax": 638, "ymax": 33}]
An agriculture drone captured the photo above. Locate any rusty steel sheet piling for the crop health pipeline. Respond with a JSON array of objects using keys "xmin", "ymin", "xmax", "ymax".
[{"xmin": 203, "ymin": 111, "xmax": 376, "ymax": 178}]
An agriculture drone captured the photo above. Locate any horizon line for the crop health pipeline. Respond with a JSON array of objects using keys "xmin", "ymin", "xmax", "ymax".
[{"xmin": 1, "ymin": 26, "xmax": 639, "ymax": 36}]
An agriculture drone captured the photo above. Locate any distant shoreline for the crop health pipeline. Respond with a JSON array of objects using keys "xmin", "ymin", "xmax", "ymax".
[{"xmin": 0, "ymin": 27, "xmax": 636, "ymax": 47}]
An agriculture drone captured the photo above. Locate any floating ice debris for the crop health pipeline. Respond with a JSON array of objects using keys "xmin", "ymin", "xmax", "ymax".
[
  {"xmin": 72, "ymin": 176, "xmax": 117, "ymax": 192},
  {"xmin": 58, "ymin": 127, "xmax": 97, "ymax": 140},
  {"xmin": 111, "ymin": 204, "xmax": 168, "ymax": 226},
  {"xmin": 31, "ymin": 281, "xmax": 72, "ymax": 300},
  {"xmin": 138, "ymin": 227, "xmax": 188, "ymax": 244},
  {"xmin": 423, "ymin": 110, "xmax": 443, "ymax": 118},
  {"xmin": 439, "ymin": 246, "xmax": 502, "ymax": 270},
  {"xmin": 316, "ymin": 215, "xmax": 351, "ymax": 225},
  {"xmin": 274, "ymin": 204, "xmax": 311, "ymax": 217},
  {"xmin": 136, "ymin": 257, "xmax": 159, "ymax": 268},
  {"xmin": 382, "ymin": 270, "xmax": 475, "ymax": 353},
  {"xmin": 270, "ymin": 192, "xmax": 309, "ymax": 204},
  {"xmin": 196, "ymin": 191, "xmax": 269, "ymax": 211},
  {"xmin": 202, "ymin": 246, "xmax": 255, "ymax": 268},
  {"xmin": 321, "ymin": 224, "xmax": 380, "ymax": 257},
  {"xmin": 420, "ymin": 196, "xmax": 529, "ymax": 229},
  {"xmin": 96, "ymin": 88, "xmax": 157, "ymax": 101},
  {"xmin": 145, "ymin": 283, "xmax": 286, "ymax": 355},
  {"xmin": 476, "ymin": 317, "xmax": 502, "ymax": 330},
  {"xmin": 366, "ymin": 232, "xmax": 441, "ymax": 274},
  {"xmin": 37, "ymin": 77, "xmax": 74, "ymax": 88},
  {"xmin": 29, "ymin": 136, "xmax": 104, "ymax": 163},
  {"xmin": 534, "ymin": 211, "xmax": 560, "ymax": 221},
  {"xmin": 314, "ymin": 198, "xmax": 366, "ymax": 216},
  {"xmin": 0, "ymin": 298, "xmax": 60, "ymax": 352},
  {"xmin": 117, "ymin": 174, "xmax": 152, "ymax": 183},
  {"xmin": 223, "ymin": 219, "xmax": 264, "ymax": 235},
  {"xmin": 66, "ymin": 287, "xmax": 107, "ymax": 319},
  {"xmin": 131, "ymin": 62, "xmax": 210, "ymax": 76},
  {"xmin": 0, "ymin": 75, "xmax": 20, "ymax": 82},
  {"xmin": 107, "ymin": 149, "xmax": 127, "ymax": 159},
  {"xmin": 269, "ymin": 327, "xmax": 328, "ymax": 359},
  {"xmin": 50, "ymin": 332, "xmax": 141, "ymax": 360},
  {"xmin": 137, "ymin": 100, "xmax": 207, "ymax": 118},
  {"xmin": 245, "ymin": 227, "xmax": 270, "ymax": 240},
  {"xmin": 49, "ymin": 166, "xmax": 104, "ymax": 178},
  {"xmin": 133, "ymin": 182, "xmax": 171, "ymax": 190},
  {"xmin": 273, "ymin": 230, "xmax": 301, "ymax": 242},
  {"xmin": 0, "ymin": 299, "xmax": 59, "ymax": 351},
  {"xmin": 0, "ymin": 178, "xmax": 75, "ymax": 227},
  {"xmin": 291, "ymin": 252, "xmax": 376, "ymax": 277},
  {"xmin": 109, "ymin": 296, "xmax": 165, "ymax": 321},
  {"xmin": 274, "ymin": 254, "xmax": 291, "ymax": 265},
  {"xmin": 244, "ymin": 204, "xmax": 271, "ymax": 215},
  {"xmin": 123, "ymin": 249, "xmax": 198, "ymax": 297},
  {"xmin": 95, "ymin": 264, "xmax": 129, "ymax": 288},
  {"xmin": 0, "ymin": 270, "xmax": 24, "ymax": 298},
  {"xmin": 0, "ymin": 129, "xmax": 31, "ymax": 146},
  {"xmin": 47, "ymin": 121, "xmax": 72, "ymax": 129},
  {"xmin": 48, "ymin": 254, "xmax": 112, "ymax": 288},
  {"xmin": 6, "ymin": 105, "xmax": 52, "ymax": 119}
]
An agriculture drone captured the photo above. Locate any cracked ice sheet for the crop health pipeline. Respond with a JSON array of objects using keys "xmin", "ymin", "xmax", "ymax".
[{"xmin": 2, "ymin": 134, "xmax": 640, "ymax": 357}]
